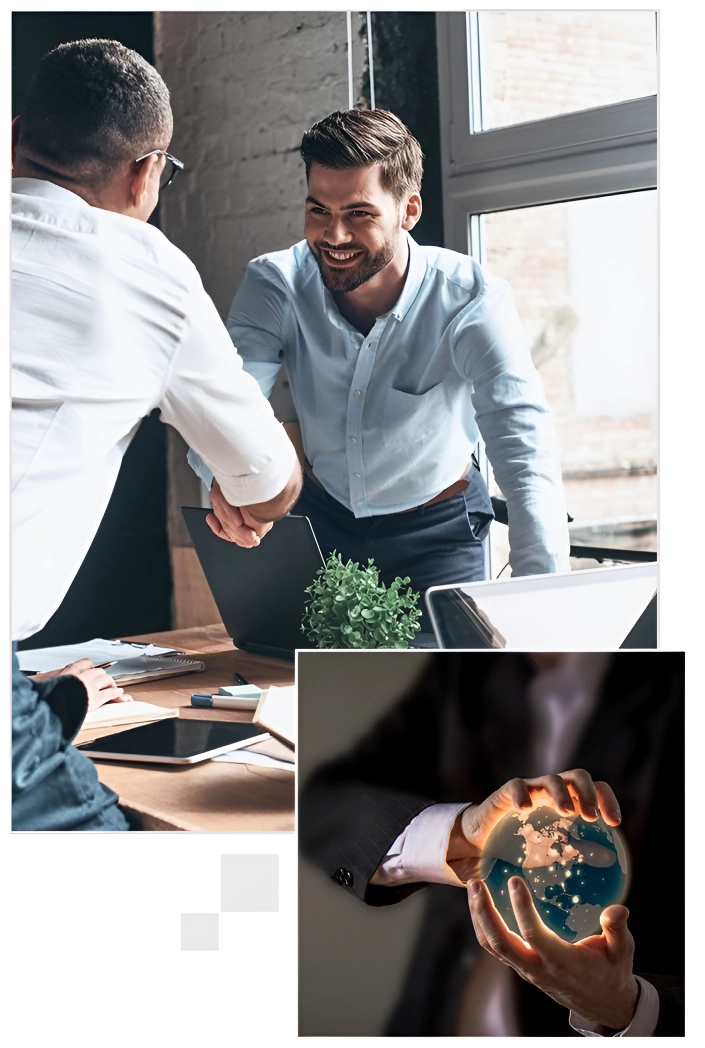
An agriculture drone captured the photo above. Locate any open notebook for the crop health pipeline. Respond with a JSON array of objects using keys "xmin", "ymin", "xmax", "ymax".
[
  {"xmin": 17, "ymin": 642, "xmax": 204, "ymax": 686},
  {"xmin": 81, "ymin": 700, "xmax": 178, "ymax": 731}
]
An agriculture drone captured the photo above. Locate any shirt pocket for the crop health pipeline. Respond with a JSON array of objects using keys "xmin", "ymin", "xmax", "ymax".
[{"xmin": 382, "ymin": 382, "xmax": 446, "ymax": 447}]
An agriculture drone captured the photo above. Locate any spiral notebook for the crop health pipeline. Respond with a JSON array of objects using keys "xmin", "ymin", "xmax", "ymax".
[{"xmin": 104, "ymin": 656, "xmax": 205, "ymax": 686}]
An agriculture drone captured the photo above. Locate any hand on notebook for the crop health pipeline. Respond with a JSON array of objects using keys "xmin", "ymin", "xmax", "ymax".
[
  {"xmin": 445, "ymin": 769, "xmax": 621, "ymax": 883},
  {"xmin": 32, "ymin": 658, "xmax": 134, "ymax": 712},
  {"xmin": 207, "ymin": 480, "xmax": 274, "ymax": 547}
]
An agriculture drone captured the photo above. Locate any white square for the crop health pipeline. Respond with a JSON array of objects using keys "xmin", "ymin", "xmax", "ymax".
[
  {"xmin": 179, "ymin": 913, "xmax": 216, "ymax": 955},
  {"xmin": 221, "ymin": 855, "xmax": 279, "ymax": 912}
]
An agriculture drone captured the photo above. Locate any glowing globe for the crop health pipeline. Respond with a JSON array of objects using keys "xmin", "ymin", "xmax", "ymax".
[{"xmin": 480, "ymin": 805, "xmax": 630, "ymax": 943}]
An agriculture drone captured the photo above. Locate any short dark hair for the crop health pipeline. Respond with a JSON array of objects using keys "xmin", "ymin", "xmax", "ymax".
[
  {"xmin": 19, "ymin": 39, "xmax": 172, "ymax": 185},
  {"xmin": 300, "ymin": 109, "xmax": 423, "ymax": 200}
]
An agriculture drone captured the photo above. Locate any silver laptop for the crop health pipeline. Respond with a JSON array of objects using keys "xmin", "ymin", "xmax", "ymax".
[{"xmin": 426, "ymin": 563, "xmax": 657, "ymax": 650}]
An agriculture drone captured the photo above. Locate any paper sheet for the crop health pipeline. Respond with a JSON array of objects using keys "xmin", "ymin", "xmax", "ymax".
[
  {"xmin": 17, "ymin": 638, "xmax": 179, "ymax": 673},
  {"xmin": 212, "ymin": 749, "xmax": 295, "ymax": 771},
  {"xmin": 214, "ymin": 734, "xmax": 294, "ymax": 770}
]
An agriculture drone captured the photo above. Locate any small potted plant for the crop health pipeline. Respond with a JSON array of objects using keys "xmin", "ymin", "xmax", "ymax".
[{"xmin": 301, "ymin": 552, "xmax": 422, "ymax": 649}]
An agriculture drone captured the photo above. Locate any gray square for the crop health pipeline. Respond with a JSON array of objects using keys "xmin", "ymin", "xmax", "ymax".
[
  {"xmin": 221, "ymin": 854, "xmax": 279, "ymax": 912},
  {"xmin": 181, "ymin": 913, "xmax": 219, "ymax": 950}
]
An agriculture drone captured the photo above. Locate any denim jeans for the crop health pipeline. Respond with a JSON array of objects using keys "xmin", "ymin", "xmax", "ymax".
[{"xmin": 12, "ymin": 645, "xmax": 130, "ymax": 831}]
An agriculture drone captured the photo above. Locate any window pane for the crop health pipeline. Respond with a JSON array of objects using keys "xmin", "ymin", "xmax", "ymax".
[
  {"xmin": 476, "ymin": 10, "xmax": 657, "ymax": 131},
  {"xmin": 480, "ymin": 191, "xmax": 657, "ymax": 570}
]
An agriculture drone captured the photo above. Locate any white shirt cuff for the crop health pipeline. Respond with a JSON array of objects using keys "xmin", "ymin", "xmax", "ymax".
[
  {"xmin": 372, "ymin": 802, "xmax": 469, "ymax": 887},
  {"xmin": 570, "ymin": 976, "xmax": 660, "ymax": 1037}
]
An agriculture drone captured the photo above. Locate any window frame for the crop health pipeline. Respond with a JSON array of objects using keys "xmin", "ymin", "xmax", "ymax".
[
  {"xmin": 436, "ymin": 10, "xmax": 658, "ymax": 575},
  {"xmin": 437, "ymin": 11, "xmax": 657, "ymax": 252}
]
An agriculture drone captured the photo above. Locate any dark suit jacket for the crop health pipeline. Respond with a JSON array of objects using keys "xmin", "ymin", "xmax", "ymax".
[{"xmin": 300, "ymin": 653, "xmax": 684, "ymax": 1036}]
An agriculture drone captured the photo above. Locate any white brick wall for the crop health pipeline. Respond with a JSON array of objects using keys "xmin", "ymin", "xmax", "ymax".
[
  {"xmin": 153, "ymin": 12, "xmax": 355, "ymax": 610},
  {"xmin": 154, "ymin": 11, "xmax": 351, "ymax": 319}
]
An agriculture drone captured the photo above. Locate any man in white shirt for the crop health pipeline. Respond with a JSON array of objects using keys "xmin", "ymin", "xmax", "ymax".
[{"xmin": 12, "ymin": 39, "xmax": 301, "ymax": 830}]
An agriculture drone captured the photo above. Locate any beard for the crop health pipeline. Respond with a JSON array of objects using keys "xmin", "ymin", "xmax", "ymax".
[{"xmin": 313, "ymin": 240, "xmax": 397, "ymax": 293}]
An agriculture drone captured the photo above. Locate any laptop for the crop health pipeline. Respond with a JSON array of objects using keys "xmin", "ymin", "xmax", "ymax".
[
  {"xmin": 182, "ymin": 508, "xmax": 325, "ymax": 660},
  {"xmin": 425, "ymin": 563, "xmax": 657, "ymax": 650}
]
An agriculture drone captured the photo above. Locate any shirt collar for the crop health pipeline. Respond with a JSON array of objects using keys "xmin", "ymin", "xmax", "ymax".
[
  {"xmin": 318, "ymin": 231, "xmax": 427, "ymax": 332},
  {"xmin": 12, "ymin": 176, "xmax": 91, "ymax": 209},
  {"xmin": 390, "ymin": 233, "xmax": 427, "ymax": 321}
]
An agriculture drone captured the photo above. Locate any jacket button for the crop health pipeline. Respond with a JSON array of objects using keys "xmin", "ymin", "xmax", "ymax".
[{"xmin": 333, "ymin": 867, "xmax": 353, "ymax": 887}]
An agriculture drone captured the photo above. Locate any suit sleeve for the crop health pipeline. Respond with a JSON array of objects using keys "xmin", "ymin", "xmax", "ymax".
[{"xmin": 300, "ymin": 657, "xmax": 465, "ymax": 906}]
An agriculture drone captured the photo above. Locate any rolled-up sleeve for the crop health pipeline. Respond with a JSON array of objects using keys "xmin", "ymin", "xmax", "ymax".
[
  {"xmin": 159, "ymin": 282, "xmax": 296, "ymax": 507},
  {"xmin": 227, "ymin": 259, "xmax": 290, "ymax": 398},
  {"xmin": 454, "ymin": 277, "xmax": 570, "ymax": 576}
]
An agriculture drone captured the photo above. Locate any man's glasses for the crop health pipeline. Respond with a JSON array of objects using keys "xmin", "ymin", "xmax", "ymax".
[{"xmin": 135, "ymin": 149, "xmax": 185, "ymax": 189}]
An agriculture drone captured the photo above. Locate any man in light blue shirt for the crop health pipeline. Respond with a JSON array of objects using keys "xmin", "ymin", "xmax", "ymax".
[{"xmin": 195, "ymin": 109, "xmax": 569, "ymax": 607}]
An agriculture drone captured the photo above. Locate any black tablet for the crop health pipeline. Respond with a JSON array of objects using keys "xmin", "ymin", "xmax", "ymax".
[{"xmin": 77, "ymin": 718, "xmax": 270, "ymax": 764}]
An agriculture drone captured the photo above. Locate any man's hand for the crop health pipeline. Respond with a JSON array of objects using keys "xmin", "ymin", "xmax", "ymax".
[
  {"xmin": 32, "ymin": 658, "xmax": 133, "ymax": 713},
  {"xmin": 446, "ymin": 769, "xmax": 621, "ymax": 882},
  {"xmin": 206, "ymin": 479, "xmax": 274, "ymax": 547},
  {"xmin": 467, "ymin": 876, "xmax": 639, "ymax": 1030}
]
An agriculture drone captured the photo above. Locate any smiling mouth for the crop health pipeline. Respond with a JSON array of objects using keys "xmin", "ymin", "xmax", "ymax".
[{"xmin": 320, "ymin": 247, "xmax": 364, "ymax": 266}]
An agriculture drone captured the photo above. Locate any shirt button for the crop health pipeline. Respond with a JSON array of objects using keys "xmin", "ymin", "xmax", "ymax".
[
  {"xmin": 349, "ymin": 436, "xmax": 357, "ymax": 443},
  {"xmin": 353, "ymin": 341, "xmax": 362, "ymax": 349},
  {"xmin": 353, "ymin": 472, "xmax": 361, "ymax": 478},
  {"xmin": 353, "ymin": 390, "xmax": 362, "ymax": 397}
]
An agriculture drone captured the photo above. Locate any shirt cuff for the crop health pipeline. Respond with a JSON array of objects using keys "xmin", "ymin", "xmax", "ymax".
[
  {"xmin": 569, "ymin": 976, "xmax": 659, "ymax": 1037},
  {"xmin": 373, "ymin": 802, "xmax": 470, "ymax": 887},
  {"xmin": 189, "ymin": 427, "xmax": 297, "ymax": 507}
]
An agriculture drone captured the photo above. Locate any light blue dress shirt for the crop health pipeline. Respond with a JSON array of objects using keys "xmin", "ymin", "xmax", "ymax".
[{"xmin": 191, "ymin": 235, "xmax": 570, "ymax": 576}]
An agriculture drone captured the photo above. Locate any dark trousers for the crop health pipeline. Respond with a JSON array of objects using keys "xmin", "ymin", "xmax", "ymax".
[
  {"xmin": 12, "ymin": 646, "xmax": 130, "ymax": 831},
  {"xmin": 293, "ymin": 465, "xmax": 494, "ymax": 631}
]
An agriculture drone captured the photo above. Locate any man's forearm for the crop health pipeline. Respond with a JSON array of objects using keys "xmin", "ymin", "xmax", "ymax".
[{"xmin": 242, "ymin": 462, "xmax": 302, "ymax": 522}]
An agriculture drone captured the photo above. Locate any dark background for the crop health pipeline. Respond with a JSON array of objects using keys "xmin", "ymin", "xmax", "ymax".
[
  {"xmin": 13, "ymin": 12, "xmax": 173, "ymax": 647},
  {"xmin": 368, "ymin": 13, "xmax": 444, "ymax": 249}
]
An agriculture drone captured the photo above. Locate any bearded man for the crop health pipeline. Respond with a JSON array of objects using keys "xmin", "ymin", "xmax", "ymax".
[{"xmin": 191, "ymin": 109, "xmax": 569, "ymax": 608}]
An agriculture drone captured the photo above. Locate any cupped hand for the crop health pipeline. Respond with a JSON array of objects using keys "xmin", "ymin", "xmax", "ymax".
[
  {"xmin": 32, "ymin": 658, "xmax": 133, "ymax": 712},
  {"xmin": 447, "ymin": 770, "xmax": 621, "ymax": 882},
  {"xmin": 206, "ymin": 479, "xmax": 274, "ymax": 547},
  {"xmin": 467, "ymin": 876, "xmax": 639, "ymax": 1029}
]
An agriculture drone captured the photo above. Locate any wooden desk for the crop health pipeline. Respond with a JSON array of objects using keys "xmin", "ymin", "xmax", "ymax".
[{"xmin": 75, "ymin": 624, "xmax": 295, "ymax": 832}]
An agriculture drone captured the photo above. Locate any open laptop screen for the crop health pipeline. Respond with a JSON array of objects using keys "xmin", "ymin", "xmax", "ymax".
[
  {"xmin": 425, "ymin": 563, "xmax": 657, "ymax": 650},
  {"xmin": 182, "ymin": 509, "xmax": 325, "ymax": 659}
]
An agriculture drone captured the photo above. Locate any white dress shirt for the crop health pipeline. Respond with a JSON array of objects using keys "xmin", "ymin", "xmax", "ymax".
[
  {"xmin": 12, "ymin": 178, "xmax": 296, "ymax": 640},
  {"xmin": 375, "ymin": 653, "xmax": 660, "ymax": 1036}
]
